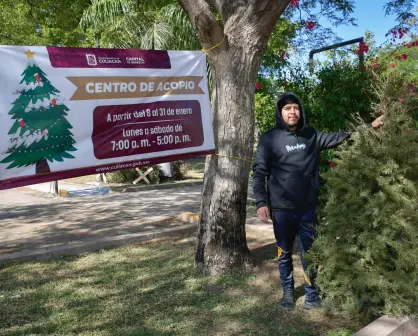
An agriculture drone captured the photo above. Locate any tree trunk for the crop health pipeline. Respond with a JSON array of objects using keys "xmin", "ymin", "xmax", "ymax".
[
  {"xmin": 179, "ymin": 0, "xmax": 292, "ymax": 274},
  {"xmin": 196, "ymin": 45, "xmax": 262, "ymax": 274},
  {"xmin": 36, "ymin": 159, "xmax": 51, "ymax": 174}
]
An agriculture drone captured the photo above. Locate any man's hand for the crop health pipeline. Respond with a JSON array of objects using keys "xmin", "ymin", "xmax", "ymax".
[
  {"xmin": 257, "ymin": 206, "xmax": 270, "ymax": 223},
  {"xmin": 372, "ymin": 115, "xmax": 384, "ymax": 129}
]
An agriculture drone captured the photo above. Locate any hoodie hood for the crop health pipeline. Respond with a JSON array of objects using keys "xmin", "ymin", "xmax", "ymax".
[{"xmin": 276, "ymin": 92, "xmax": 307, "ymax": 132}]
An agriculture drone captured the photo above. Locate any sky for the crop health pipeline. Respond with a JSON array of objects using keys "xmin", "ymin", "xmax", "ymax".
[{"xmin": 324, "ymin": 0, "xmax": 417, "ymax": 47}]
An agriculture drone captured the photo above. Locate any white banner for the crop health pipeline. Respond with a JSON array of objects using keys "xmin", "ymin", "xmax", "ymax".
[{"xmin": 0, "ymin": 46, "xmax": 215, "ymax": 190}]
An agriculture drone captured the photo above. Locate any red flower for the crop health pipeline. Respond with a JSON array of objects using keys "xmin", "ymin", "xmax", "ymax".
[
  {"xmin": 328, "ymin": 161, "xmax": 337, "ymax": 169},
  {"xmin": 389, "ymin": 27, "xmax": 408, "ymax": 40},
  {"xmin": 406, "ymin": 40, "xmax": 418, "ymax": 48},
  {"xmin": 401, "ymin": 53, "xmax": 408, "ymax": 60},
  {"xmin": 289, "ymin": 0, "xmax": 299, "ymax": 7},
  {"xmin": 373, "ymin": 64, "xmax": 378, "ymax": 69},
  {"xmin": 398, "ymin": 97, "xmax": 404, "ymax": 103},
  {"xmin": 356, "ymin": 42, "xmax": 369, "ymax": 55},
  {"xmin": 390, "ymin": 62, "xmax": 396, "ymax": 68},
  {"xmin": 306, "ymin": 21, "xmax": 316, "ymax": 30},
  {"xmin": 255, "ymin": 82, "xmax": 263, "ymax": 90},
  {"xmin": 283, "ymin": 81, "xmax": 289, "ymax": 86}
]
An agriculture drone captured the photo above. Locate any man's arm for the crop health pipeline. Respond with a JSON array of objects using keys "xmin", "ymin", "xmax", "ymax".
[
  {"xmin": 252, "ymin": 134, "xmax": 271, "ymax": 222},
  {"xmin": 316, "ymin": 131, "xmax": 351, "ymax": 151},
  {"xmin": 317, "ymin": 116, "xmax": 384, "ymax": 151}
]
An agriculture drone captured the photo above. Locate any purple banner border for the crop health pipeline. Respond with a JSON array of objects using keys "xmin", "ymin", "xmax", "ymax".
[{"xmin": 0, "ymin": 150, "xmax": 214, "ymax": 191}]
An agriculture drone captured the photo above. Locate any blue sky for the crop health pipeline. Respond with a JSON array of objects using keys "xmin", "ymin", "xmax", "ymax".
[{"xmin": 324, "ymin": 0, "xmax": 417, "ymax": 46}]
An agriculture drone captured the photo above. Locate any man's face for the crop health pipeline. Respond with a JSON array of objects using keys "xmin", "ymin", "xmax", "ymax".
[{"xmin": 281, "ymin": 103, "xmax": 300, "ymax": 129}]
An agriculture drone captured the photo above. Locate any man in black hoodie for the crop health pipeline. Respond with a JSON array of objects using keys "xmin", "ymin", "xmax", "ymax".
[{"xmin": 252, "ymin": 92, "xmax": 383, "ymax": 310}]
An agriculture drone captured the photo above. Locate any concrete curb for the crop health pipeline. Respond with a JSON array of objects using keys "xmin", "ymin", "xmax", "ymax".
[
  {"xmin": 0, "ymin": 224, "xmax": 197, "ymax": 266},
  {"xmin": 354, "ymin": 315, "xmax": 417, "ymax": 336},
  {"xmin": 120, "ymin": 180, "xmax": 203, "ymax": 193}
]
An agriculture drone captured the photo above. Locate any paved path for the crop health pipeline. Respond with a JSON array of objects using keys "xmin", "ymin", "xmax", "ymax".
[
  {"xmin": 28, "ymin": 181, "xmax": 112, "ymax": 197},
  {"xmin": 0, "ymin": 183, "xmax": 265, "ymax": 254}
]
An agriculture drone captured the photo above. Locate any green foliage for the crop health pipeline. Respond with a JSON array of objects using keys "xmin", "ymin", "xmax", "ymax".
[
  {"xmin": 308, "ymin": 73, "xmax": 418, "ymax": 319},
  {"xmin": 28, "ymin": 0, "xmax": 93, "ymax": 47},
  {"xmin": 308, "ymin": 62, "xmax": 375, "ymax": 131},
  {"xmin": 0, "ymin": 0, "xmax": 94, "ymax": 46},
  {"xmin": 81, "ymin": 0, "xmax": 199, "ymax": 50},
  {"xmin": 375, "ymin": 39, "xmax": 418, "ymax": 84},
  {"xmin": 254, "ymin": 92, "xmax": 277, "ymax": 135},
  {"xmin": 327, "ymin": 329, "xmax": 354, "ymax": 336},
  {"xmin": 0, "ymin": 1, "xmax": 44, "ymax": 45},
  {"xmin": 260, "ymin": 18, "xmax": 296, "ymax": 76},
  {"xmin": 172, "ymin": 160, "xmax": 189, "ymax": 180}
]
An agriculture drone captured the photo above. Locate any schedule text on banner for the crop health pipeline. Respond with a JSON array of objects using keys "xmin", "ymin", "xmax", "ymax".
[{"xmin": 0, "ymin": 46, "xmax": 215, "ymax": 190}]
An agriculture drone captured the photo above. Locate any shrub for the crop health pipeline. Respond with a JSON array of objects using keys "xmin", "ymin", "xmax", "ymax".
[
  {"xmin": 308, "ymin": 73, "xmax": 418, "ymax": 319},
  {"xmin": 172, "ymin": 160, "xmax": 188, "ymax": 180}
]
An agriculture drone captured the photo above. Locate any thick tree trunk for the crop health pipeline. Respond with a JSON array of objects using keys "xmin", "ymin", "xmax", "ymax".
[
  {"xmin": 179, "ymin": 0, "xmax": 292, "ymax": 274},
  {"xmin": 36, "ymin": 159, "xmax": 51, "ymax": 174},
  {"xmin": 195, "ymin": 45, "xmax": 262, "ymax": 274}
]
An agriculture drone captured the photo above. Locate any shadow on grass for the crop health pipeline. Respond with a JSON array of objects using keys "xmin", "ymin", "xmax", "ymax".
[{"xmin": 0, "ymin": 237, "xmax": 361, "ymax": 336}]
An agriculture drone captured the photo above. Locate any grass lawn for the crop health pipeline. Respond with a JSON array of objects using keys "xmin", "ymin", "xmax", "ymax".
[{"xmin": 0, "ymin": 236, "xmax": 360, "ymax": 336}]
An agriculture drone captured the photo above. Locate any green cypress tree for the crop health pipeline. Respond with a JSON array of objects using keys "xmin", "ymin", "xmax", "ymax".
[
  {"xmin": 1, "ymin": 50, "xmax": 77, "ymax": 174},
  {"xmin": 308, "ymin": 73, "xmax": 418, "ymax": 319}
]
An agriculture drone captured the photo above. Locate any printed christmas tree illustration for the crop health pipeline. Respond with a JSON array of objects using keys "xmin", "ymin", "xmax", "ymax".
[{"xmin": 1, "ymin": 49, "xmax": 77, "ymax": 174}]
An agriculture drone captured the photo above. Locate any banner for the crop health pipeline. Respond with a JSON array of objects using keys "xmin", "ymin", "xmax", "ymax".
[{"xmin": 0, "ymin": 46, "xmax": 215, "ymax": 190}]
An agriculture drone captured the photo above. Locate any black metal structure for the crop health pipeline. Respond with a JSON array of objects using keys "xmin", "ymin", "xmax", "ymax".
[{"xmin": 309, "ymin": 37, "xmax": 365, "ymax": 72}]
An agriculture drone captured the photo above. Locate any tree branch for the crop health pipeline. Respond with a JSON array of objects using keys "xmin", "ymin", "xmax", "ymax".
[
  {"xmin": 206, "ymin": 0, "xmax": 292, "ymax": 44},
  {"xmin": 245, "ymin": 0, "xmax": 291, "ymax": 35},
  {"xmin": 178, "ymin": 0, "xmax": 224, "ymax": 52}
]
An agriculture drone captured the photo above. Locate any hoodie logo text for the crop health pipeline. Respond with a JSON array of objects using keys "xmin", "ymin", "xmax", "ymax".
[{"xmin": 286, "ymin": 143, "xmax": 306, "ymax": 152}]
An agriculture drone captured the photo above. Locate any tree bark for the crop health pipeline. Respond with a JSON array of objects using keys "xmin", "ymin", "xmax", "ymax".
[
  {"xmin": 36, "ymin": 159, "xmax": 51, "ymax": 174},
  {"xmin": 179, "ymin": 0, "xmax": 291, "ymax": 274},
  {"xmin": 195, "ymin": 51, "xmax": 259, "ymax": 274}
]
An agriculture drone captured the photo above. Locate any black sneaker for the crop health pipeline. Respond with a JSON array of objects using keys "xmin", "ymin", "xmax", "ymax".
[
  {"xmin": 304, "ymin": 298, "xmax": 322, "ymax": 310},
  {"xmin": 280, "ymin": 292, "xmax": 295, "ymax": 309}
]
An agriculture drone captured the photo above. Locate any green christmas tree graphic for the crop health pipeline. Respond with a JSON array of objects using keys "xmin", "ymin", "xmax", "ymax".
[{"xmin": 1, "ymin": 49, "xmax": 77, "ymax": 174}]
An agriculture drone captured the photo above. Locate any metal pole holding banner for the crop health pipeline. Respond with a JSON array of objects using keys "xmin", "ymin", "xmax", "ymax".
[
  {"xmin": 147, "ymin": 40, "xmax": 174, "ymax": 178},
  {"xmin": 50, "ymin": 181, "xmax": 58, "ymax": 195},
  {"xmin": 94, "ymin": 35, "xmax": 108, "ymax": 185},
  {"xmin": 309, "ymin": 37, "xmax": 365, "ymax": 73}
]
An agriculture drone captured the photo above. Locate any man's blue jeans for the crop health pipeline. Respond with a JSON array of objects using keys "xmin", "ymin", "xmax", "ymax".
[{"xmin": 272, "ymin": 208, "xmax": 320, "ymax": 302}]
